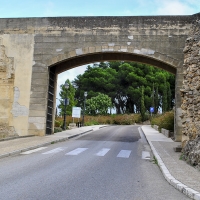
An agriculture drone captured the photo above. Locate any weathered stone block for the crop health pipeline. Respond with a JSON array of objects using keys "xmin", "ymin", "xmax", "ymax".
[
  {"xmin": 30, "ymin": 104, "xmax": 47, "ymax": 111},
  {"xmin": 33, "ymin": 78, "xmax": 48, "ymax": 85},
  {"xmin": 28, "ymin": 129, "xmax": 45, "ymax": 136},
  {"xmin": 29, "ymin": 123, "xmax": 45, "ymax": 130},
  {"xmin": 89, "ymin": 47, "xmax": 95, "ymax": 53},
  {"xmin": 31, "ymin": 85, "xmax": 48, "ymax": 92},
  {"xmin": 30, "ymin": 98, "xmax": 46, "ymax": 105},
  {"xmin": 30, "ymin": 92, "xmax": 47, "ymax": 98},
  {"xmin": 29, "ymin": 110, "xmax": 46, "ymax": 117}
]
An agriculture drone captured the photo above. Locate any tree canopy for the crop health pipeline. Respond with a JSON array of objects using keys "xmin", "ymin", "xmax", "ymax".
[
  {"xmin": 69, "ymin": 61, "xmax": 175, "ymax": 115},
  {"xmin": 58, "ymin": 79, "xmax": 77, "ymax": 116},
  {"xmin": 86, "ymin": 93, "xmax": 112, "ymax": 115}
]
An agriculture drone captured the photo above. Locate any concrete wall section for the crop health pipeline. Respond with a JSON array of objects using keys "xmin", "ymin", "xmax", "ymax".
[
  {"xmin": 0, "ymin": 38, "xmax": 15, "ymax": 138},
  {"xmin": 28, "ymin": 62, "xmax": 49, "ymax": 136},
  {"xmin": 175, "ymin": 68, "xmax": 184, "ymax": 141},
  {"xmin": 0, "ymin": 34, "xmax": 34, "ymax": 137}
]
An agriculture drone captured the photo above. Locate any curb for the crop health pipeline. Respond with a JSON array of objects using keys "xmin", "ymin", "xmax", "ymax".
[
  {"xmin": 0, "ymin": 135, "xmax": 35, "ymax": 142},
  {"xmin": 140, "ymin": 126, "xmax": 200, "ymax": 200},
  {"xmin": 67, "ymin": 129, "xmax": 93, "ymax": 139},
  {"xmin": 0, "ymin": 129, "xmax": 93, "ymax": 160}
]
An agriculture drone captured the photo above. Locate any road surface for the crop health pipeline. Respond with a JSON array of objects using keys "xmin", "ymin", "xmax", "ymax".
[{"xmin": 0, "ymin": 125, "xmax": 190, "ymax": 200}]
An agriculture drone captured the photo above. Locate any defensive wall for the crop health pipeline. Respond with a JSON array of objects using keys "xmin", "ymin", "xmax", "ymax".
[{"xmin": 0, "ymin": 14, "xmax": 199, "ymax": 143}]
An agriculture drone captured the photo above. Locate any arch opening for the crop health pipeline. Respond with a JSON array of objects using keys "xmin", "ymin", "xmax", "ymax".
[
  {"xmin": 46, "ymin": 52, "xmax": 179, "ymax": 138},
  {"xmin": 50, "ymin": 52, "xmax": 177, "ymax": 75}
]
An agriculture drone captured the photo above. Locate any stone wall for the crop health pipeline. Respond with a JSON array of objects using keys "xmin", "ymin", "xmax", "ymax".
[
  {"xmin": 0, "ymin": 40, "xmax": 17, "ymax": 138},
  {"xmin": 0, "ymin": 35, "xmax": 34, "ymax": 137},
  {"xmin": 181, "ymin": 13, "xmax": 200, "ymax": 168},
  {"xmin": 0, "ymin": 15, "xmax": 194, "ymax": 137}
]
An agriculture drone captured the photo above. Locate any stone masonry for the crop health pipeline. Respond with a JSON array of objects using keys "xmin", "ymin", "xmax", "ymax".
[
  {"xmin": 0, "ymin": 14, "xmax": 198, "ymax": 142},
  {"xmin": 181, "ymin": 13, "xmax": 200, "ymax": 168},
  {"xmin": 0, "ymin": 40, "xmax": 17, "ymax": 138}
]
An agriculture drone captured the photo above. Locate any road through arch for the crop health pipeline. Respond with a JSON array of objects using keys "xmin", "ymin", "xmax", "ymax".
[{"xmin": 45, "ymin": 51, "xmax": 180, "ymax": 140}]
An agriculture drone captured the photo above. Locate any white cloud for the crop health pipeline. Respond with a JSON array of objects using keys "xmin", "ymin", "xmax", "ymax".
[
  {"xmin": 132, "ymin": 0, "xmax": 199, "ymax": 15},
  {"xmin": 154, "ymin": 0, "xmax": 197, "ymax": 15},
  {"xmin": 43, "ymin": 1, "xmax": 57, "ymax": 16},
  {"xmin": 185, "ymin": 0, "xmax": 200, "ymax": 6}
]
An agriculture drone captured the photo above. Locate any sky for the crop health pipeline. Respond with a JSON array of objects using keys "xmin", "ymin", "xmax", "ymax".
[
  {"xmin": 0, "ymin": 0, "xmax": 199, "ymax": 18},
  {"xmin": 0, "ymin": 0, "xmax": 199, "ymax": 102}
]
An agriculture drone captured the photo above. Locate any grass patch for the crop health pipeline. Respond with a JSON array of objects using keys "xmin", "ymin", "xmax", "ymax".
[
  {"xmin": 179, "ymin": 153, "xmax": 185, "ymax": 161},
  {"xmin": 151, "ymin": 156, "xmax": 158, "ymax": 165},
  {"xmin": 54, "ymin": 127, "xmax": 63, "ymax": 133}
]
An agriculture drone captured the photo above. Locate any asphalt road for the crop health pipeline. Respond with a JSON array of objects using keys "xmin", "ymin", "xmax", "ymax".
[{"xmin": 0, "ymin": 125, "xmax": 190, "ymax": 200}]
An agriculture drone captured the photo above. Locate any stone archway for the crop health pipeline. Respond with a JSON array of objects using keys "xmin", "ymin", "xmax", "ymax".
[
  {"xmin": 39, "ymin": 50, "xmax": 183, "ymax": 141},
  {"xmin": 0, "ymin": 14, "xmax": 198, "ymax": 139}
]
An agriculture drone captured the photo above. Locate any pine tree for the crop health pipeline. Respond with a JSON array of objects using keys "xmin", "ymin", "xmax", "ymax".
[
  {"xmin": 141, "ymin": 86, "xmax": 146, "ymax": 121},
  {"xmin": 151, "ymin": 83, "xmax": 155, "ymax": 108},
  {"xmin": 167, "ymin": 82, "xmax": 172, "ymax": 111},
  {"xmin": 58, "ymin": 79, "xmax": 77, "ymax": 116},
  {"xmin": 155, "ymin": 85, "xmax": 159, "ymax": 114},
  {"xmin": 162, "ymin": 80, "xmax": 168, "ymax": 113}
]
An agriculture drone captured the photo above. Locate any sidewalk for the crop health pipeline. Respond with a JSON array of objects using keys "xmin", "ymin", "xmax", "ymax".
[
  {"xmin": 141, "ymin": 125, "xmax": 200, "ymax": 200},
  {"xmin": 0, "ymin": 125, "xmax": 200, "ymax": 199}
]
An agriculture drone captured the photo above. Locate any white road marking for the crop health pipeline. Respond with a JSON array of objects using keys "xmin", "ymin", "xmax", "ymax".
[
  {"xmin": 96, "ymin": 148, "xmax": 110, "ymax": 156},
  {"xmin": 42, "ymin": 147, "xmax": 65, "ymax": 154},
  {"xmin": 117, "ymin": 150, "xmax": 131, "ymax": 158},
  {"xmin": 66, "ymin": 148, "xmax": 88, "ymax": 155},
  {"xmin": 21, "ymin": 147, "xmax": 47, "ymax": 154},
  {"xmin": 142, "ymin": 151, "xmax": 151, "ymax": 160}
]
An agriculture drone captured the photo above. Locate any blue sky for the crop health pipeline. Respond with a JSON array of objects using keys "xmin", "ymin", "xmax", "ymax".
[
  {"xmin": 0, "ymin": 0, "xmax": 199, "ymax": 101},
  {"xmin": 0, "ymin": 0, "xmax": 199, "ymax": 17}
]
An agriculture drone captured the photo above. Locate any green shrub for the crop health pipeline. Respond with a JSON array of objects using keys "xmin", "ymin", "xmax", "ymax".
[
  {"xmin": 54, "ymin": 127, "xmax": 63, "ymax": 133},
  {"xmin": 112, "ymin": 114, "xmax": 136, "ymax": 125},
  {"xmin": 134, "ymin": 114, "xmax": 142, "ymax": 123},
  {"xmin": 55, "ymin": 120, "xmax": 62, "ymax": 127},
  {"xmin": 84, "ymin": 120, "xmax": 99, "ymax": 126},
  {"xmin": 141, "ymin": 113, "xmax": 150, "ymax": 122},
  {"xmin": 106, "ymin": 119, "xmax": 111, "ymax": 124},
  {"xmin": 150, "ymin": 111, "xmax": 174, "ymax": 132},
  {"xmin": 55, "ymin": 114, "xmax": 143, "ymax": 127}
]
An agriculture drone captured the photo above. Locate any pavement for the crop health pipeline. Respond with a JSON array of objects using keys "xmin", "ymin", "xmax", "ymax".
[
  {"xmin": 0, "ymin": 124, "xmax": 200, "ymax": 200},
  {"xmin": 141, "ymin": 125, "xmax": 200, "ymax": 200}
]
